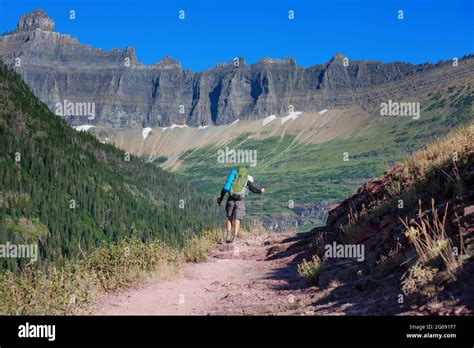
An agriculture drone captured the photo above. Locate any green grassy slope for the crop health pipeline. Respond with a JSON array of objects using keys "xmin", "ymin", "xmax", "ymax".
[{"xmin": 176, "ymin": 86, "xmax": 473, "ymax": 228}]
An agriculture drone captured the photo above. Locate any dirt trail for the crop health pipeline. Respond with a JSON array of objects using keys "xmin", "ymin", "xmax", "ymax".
[
  {"xmin": 95, "ymin": 230, "xmax": 471, "ymax": 315},
  {"xmin": 95, "ymin": 231, "xmax": 324, "ymax": 315}
]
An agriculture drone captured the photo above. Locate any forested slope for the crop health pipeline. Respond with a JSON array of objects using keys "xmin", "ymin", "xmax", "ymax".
[{"xmin": 0, "ymin": 61, "xmax": 219, "ymax": 272}]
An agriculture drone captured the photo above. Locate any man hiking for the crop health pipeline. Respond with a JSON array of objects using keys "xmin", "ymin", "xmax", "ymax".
[{"xmin": 217, "ymin": 167, "xmax": 265, "ymax": 243}]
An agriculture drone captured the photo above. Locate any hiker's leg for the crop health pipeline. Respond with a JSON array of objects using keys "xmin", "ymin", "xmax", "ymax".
[
  {"xmin": 233, "ymin": 199, "xmax": 245, "ymax": 240},
  {"xmin": 226, "ymin": 217, "xmax": 232, "ymax": 239},
  {"xmin": 234, "ymin": 219, "xmax": 241, "ymax": 239},
  {"xmin": 225, "ymin": 199, "xmax": 235, "ymax": 242}
]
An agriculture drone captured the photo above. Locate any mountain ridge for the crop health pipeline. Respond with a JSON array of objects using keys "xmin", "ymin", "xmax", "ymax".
[{"xmin": 1, "ymin": 9, "xmax": 472, "ymax": 127}]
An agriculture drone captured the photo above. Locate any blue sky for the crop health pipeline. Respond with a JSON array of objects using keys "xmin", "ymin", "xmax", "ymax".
[{"xmin": 1, "ymin": 0, "xmax": 473, "ymax": 71}]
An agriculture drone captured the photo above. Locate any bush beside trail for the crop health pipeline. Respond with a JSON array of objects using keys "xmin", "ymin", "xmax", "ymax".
[{"xmin": 0, "ymin": 234, "xmax": 224, "ymax": 315}]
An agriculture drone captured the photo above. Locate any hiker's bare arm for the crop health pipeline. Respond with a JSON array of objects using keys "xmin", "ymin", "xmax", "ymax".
[{"xmin": 247, "ymin": 181, "xmax": 264, "ymax": 194}]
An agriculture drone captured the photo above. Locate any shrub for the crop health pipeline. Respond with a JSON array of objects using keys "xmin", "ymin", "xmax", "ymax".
[
  {"xmin": 401, "ymin": 199, "xmax": 462, "ymax": 276},
  {"xmin": 297, "ymin": 255, "xmax": 324, "ymax": 285},
  {"xmin": 386, "ymin": 179, "xmax": 402, "ymax": 198},
  {"xmin": 401, "ymin": 262, "xmax": 438, "ymax": 296},
  {"xmin": 84, "ymin": 237, "xmax": 182, "ymax": 292},
  {"xmin": 183, "ymin": 230, "xmax": 220, "ymax": 263},
  {"xmin": 0, "ymin": 237, "xmax": 182, "ymax": 315}
]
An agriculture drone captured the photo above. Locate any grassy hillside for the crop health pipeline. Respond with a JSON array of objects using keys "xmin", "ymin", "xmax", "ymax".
[
  {"xmin": 296, "ymin": 123, "xmax": 474, "ymax": 314},
  {"xmin": 176, "ymin": 86, "xmax": 473, "ymax": 229},
  {"xmin": 0, "ymin": 62, "xmax": 219, "ymax": 272}
]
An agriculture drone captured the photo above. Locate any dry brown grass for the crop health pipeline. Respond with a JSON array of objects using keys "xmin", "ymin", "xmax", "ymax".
[
  {"xmin": 401, "ymin": 199, "xmax": 462, "ymax": 275},
  {"xmin": 0, "ymin": 229, "xmax": 227, "ymax": 314},
  {"xmin": 400, "ymin": 124, "xmax": 473, "ymax": 181},
  {"xmin": 0, "ymin": 237, "xmax": 182, "ymax": 315},
  {"xmin": 373, "ymin": 247, "xmax": 406, "ymax": 280},
  {"xmin": 183, "ymin": 230, "xmax": 221, "ymax": 263},
  {"xmin": 400, "ymin": 198, "xmax": 465, "ymax": 297},
  {"xmin": 328, "ymin": 279, "xmax": 342, "ymax": 288},
  {"xmin": 297, "ymin": 255, "xmax": 324, "ymax": 285},
  {"xmin": 339, "ymin": 204, "xmax": 369, "ymax": 243},
  {"xmin": 239, "ymin": 225, "xmax": 267, "ymax": 239}
]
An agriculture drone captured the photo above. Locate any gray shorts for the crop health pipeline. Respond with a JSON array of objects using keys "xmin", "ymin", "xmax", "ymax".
[{"xmin": 225, "ymin": 198, "xmax": 246, "ymax": 220}]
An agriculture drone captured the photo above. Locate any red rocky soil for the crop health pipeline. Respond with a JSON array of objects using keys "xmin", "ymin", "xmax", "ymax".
[{"xmin": 96, "ymin": 229, "xmax": 473, "ymax": 315}]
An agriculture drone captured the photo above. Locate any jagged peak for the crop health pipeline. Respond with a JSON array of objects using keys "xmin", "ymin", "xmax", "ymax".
[
  {"xmin": 329, "ymin": 53, "xmax": 347, "ymax": 63},
  {"xmin": 258, "ymin": 57, "xmax": 296, "ymax": 65},
  {"xmin": 154, "ymin": 56, "xmax": 181, "ymax": 69},
  {"xmin": 121, "ymin": 46, "xmax": 139, "ymax": 63},
  {"xmin": 123, "ymin": 46, "xmax": 136, "ymax": 55},
  {"xmin": 16, "ymin": 9, "xmax": 55, "ymax": 32},
  {"xmin": 216, "ymin": 57, "xmax": 245, "ymax": 68}
]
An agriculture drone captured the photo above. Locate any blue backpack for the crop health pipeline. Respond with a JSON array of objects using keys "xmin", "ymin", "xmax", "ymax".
[{"xmin": 223, "ymin": 169, "xmax": 237, "ymax": 192}]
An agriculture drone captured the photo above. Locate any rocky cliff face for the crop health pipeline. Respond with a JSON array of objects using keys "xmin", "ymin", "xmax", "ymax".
[{"xmin": 1, "ymin": 10, "xmax": 473, "ymax": 127}]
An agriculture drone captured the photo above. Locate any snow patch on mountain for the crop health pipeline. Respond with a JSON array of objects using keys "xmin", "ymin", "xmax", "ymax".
[
  {"xmin": 160, "ymin": 124, "xmax": 188, "ymax": 131},
  {"xmin": 170, "ymin": 124, "xmax": 188, "ymax": 129},
  {"xmin": 262, "ymin": 115, "xmax": 277, "ymax": 127},
  {"xmin": 280, "ymin": 111, "xmax": 302, "ymax": 125},
  {"xmin": 73, "ymin": 125, "xmax": 95, "ymax": 132},
  {"xmin": 141, "ymin": 127, "xmax": 152, "ymax": 140}
]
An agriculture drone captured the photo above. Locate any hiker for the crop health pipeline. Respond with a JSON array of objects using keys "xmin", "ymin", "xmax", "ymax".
[{"xmin": 217, "ymin": 167, "xmax": 265, "ymax": 243}]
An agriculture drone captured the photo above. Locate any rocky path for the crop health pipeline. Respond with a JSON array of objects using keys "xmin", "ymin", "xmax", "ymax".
[
  {"xmin": 95, "ymin": 229, "xmax": 473, "ymax": 315},
  {"xmin": 95, "ymin": 231, "xmax": 328, "ymax": 315}
]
